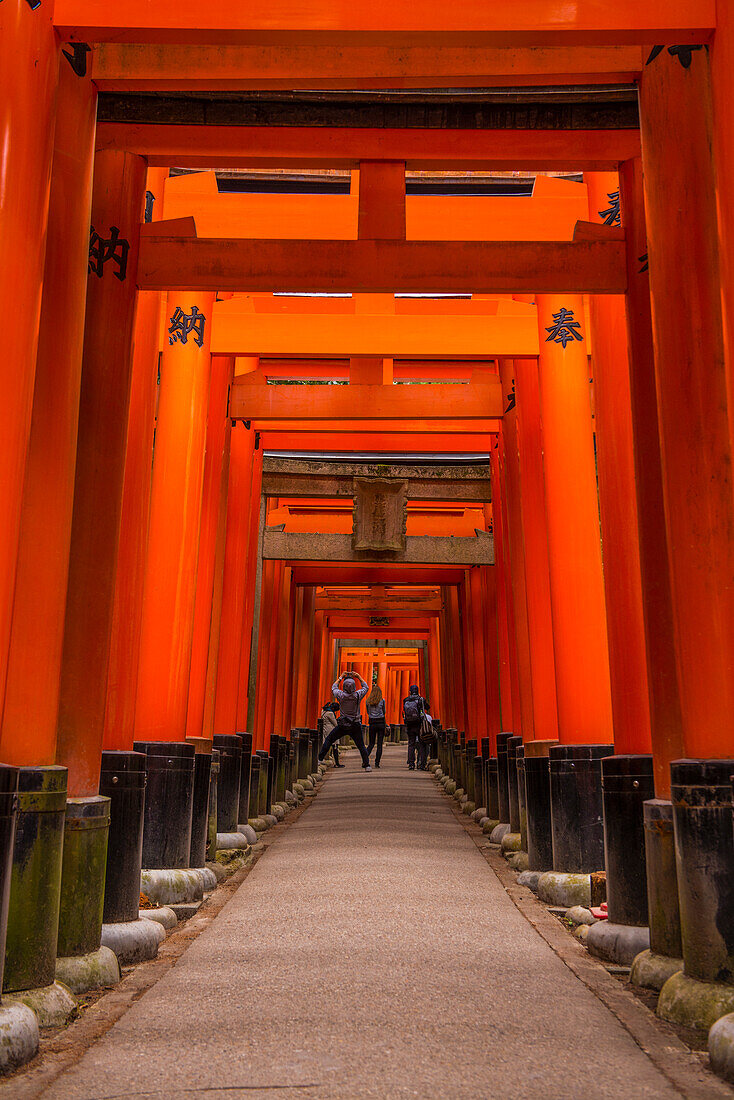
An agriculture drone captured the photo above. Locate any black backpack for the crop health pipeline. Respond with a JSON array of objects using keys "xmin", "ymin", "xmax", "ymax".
[{"xmin": 404, "ymin": 695, "xmax": 423, "ymax": 723}]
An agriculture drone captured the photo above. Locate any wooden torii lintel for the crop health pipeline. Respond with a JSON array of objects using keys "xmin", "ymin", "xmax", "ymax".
[
  {"xmin": 263, "ymin": 529, "xmax": 494, "ymax": 566},
  {"xmin": 138, "ymin": 236, "xmax": 626, "ymax": 294}
]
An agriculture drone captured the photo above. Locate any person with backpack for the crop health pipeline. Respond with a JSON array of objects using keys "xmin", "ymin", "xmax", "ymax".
[
  {"xmin": 402, "ymin": 684, "xmax": 426, "ymax": 771},
  {"xmin": 365, "ymin": 682, "xmax": 387, "ymax": 768},
  {"xmin": 320, "ymin": 701, "xmax": 345, "ymax": 767},
  {"xmin": 318, "ymin": 671, "xmax": 372, "ymax": 771}
]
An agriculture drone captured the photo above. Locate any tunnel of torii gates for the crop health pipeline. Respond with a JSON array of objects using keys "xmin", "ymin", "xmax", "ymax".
[{"xmin": 1, "ymin": 0, "xmax": 734, "ymax": 1061}]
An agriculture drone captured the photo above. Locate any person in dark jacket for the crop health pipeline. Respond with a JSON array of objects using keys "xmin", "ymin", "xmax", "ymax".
[
  {"xmin": 318, "ymin": 671, "xmax": 371, "ymax": 770},
  {"xmin": 365, "ymin": 682, "xmax": 387, "ymax": 768},
  {"xmin": 402, "ymin": 684, "xmax": 425, "ymax": 771},
  {"xmin": 320, "ymin": 701, "xmax": 344, "ymax": 767}
]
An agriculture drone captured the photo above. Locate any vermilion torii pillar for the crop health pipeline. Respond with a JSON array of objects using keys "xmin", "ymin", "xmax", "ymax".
[
  {"xmin": 535, "ymin": 293, "xmax": 614, "ymax": 745},
  {"xmin": 135, "ymin": 290, "xmax": 216, "ymax": 741},
  {"xmin": 499, "ymin": 357, "xmax": 558, "ymax": 744},
  {"xmin": 0, "ymin": 60, "xmax": 96, "ymax": 768},
  {"xmin": 57, "ymin": 150, "xmax": 147, "ymax": 795},
  {"xmin": 0, "ymin": 1, "xmax": 59, "ymax": 727},
  {"xmin": 103, "ymin": 167, "xmax": 168, "ymax": 752},
  {"xmin": 585, "ymin": 172, "xmax": 652, "ymax": 756},
  {"xmin": 638, "ymin": 46, "xmax": 734, "ymax": 766},
  {"xmin": 186, "ymin": 354, "xmax": 233, "ymax": 739}
]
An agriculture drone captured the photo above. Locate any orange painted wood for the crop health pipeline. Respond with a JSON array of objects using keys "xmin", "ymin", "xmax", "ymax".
[
  {"xmin": 639, "ymin": 49, "xmax": 734, "ymax": 762},
  {"xmin": 135, "ymin": 291, "xmax": 215, "ymax": 741},
  {"xmin": 497, "ymin": 405, "xmax": 535, "ymax": 740},
  {"xmin": 358, "ymin": 161, "xmax": 406, "ymax": 241},
  {"xmin": 236, "ymin": 445, "xmax": 264, "ymax": 731},
  {"xmin": 212, "ymin": 424, "xmax": 256, "ymax": 736},
  {"xmin": 232, "ymin": 380, "xmax": 502, "ymax": 421},
  {"xmin": 712, "ymin": 12, "xmax": 734, "ymax": 420},
  {"xmin": 1, "ymin": 63, "xmax": 96, "ymax": 768},
  {"xmin": 0, "ymin": 1, "xmax": 58, "ymax": 732},
  {"xmin": 509, "ymin": 357, "xmax": 559, "ymax": 743},
  {"xmin": 201, "ymin": 403, "xmax": 232, "ymax": 740},
  {"xmin": 98, "ymin": 123, "xmax": 642, "ymax": 173},
  {"xmin": 138, "ymin": 237, "xmax": 627, "ymax": 295},
  {"xmin": 56, "ymin": 151, "xmax": 147, "ymax": 796},
  {"xmin": 104, "ymin": 168, "xmax": 168, "ymax": 753},
  {"xmin": 489, "ymin": 445, "xmax": 515, "ymax": 734},
  {"xmin": 619, "ymin": 158, "xmax": 684, "ymax": 798},
  {"xmin": 54, "ymin": 0, "xmax": 715, "ymax": 45},
  {"xmin": 92, "ymin": 43, "xmax": 645, "ymax": 92},
  {"xmin": 186, "ymin": 356, "xmax": 233, "ymax": 738},
  {"xmin": 586, "ymin": 172, "xmax": 652, "ymax": 756},
  {"xmin": 536, "ymin": 293, "xmax": 613, "ymax": 745}
]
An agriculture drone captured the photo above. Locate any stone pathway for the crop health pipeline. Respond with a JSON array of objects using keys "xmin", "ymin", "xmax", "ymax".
[{"xmin": 39, "ymin": 745, "xmax": 686, "ymax": 1099}]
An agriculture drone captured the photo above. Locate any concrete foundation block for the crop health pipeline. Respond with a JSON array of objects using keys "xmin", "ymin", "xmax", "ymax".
[
  {"xmin": 0, "ymin": 1002, "xmax": 39, "ymax": 1071},
  {"xmin": 270, "ymin": 805, "xmax": 285, "ymax": 822},
  {"xmin": 537, "ymin": 872, "xmax": 591, "ymax": 908},
  {"xmin": 428, "ymin": 764, "xmax": 440, "ymax": 775},
  {"xmin": 709, "ymin": 1013, "xmax": 734, "ymax": 1084},
  {"xmin": 301, "ymin": 778, "xmax": 315, "ymax": 792},
  {"xmin": 462, "ymin": 801, "xmax": 476, "ymax": 816},
  {"xmin": 630, "ymin": 949, "xmax": 685, "ymax": 992},
  {"xmin": 587, "ymin": 921, "xmax": 650, "ymax": 967},
  {"xmin": 483, "ymin": 818, "xmax": 500, "ymax": 835},
  {"xmin": 445, "ymin": 780, "xmax": 456, "ymax": 795},
  {"xmin": 517, "ymin": 870, "xmax": 542, "ymax": 894},
  {"xmin": 139, "ymin": 906, "xmax": 178, "ymax": 930},
  {"xmin": 4, "ymin": 981, "xmax": 76, "ymax": 1028},
  {"xmin": 566, "ymin": 906, "xmax": 597, "ymax": 927},
  {"xmin": 141, "ymin": 868, "xmax": 204, "ymax": 906},
  {"xmin": 263, "ymin": 814, "xmax": 279, "ymax": 827},
  {"xmin": 169, "ymin": 901, "xmax": 201, "ymax": 921},
  {"xmin": 471, "ymin": 807, "xmax": 487, "ymax": 823},
  {"xmin": 501, "ymin": 832, "xmax": 522, "ymax": 854},
  {"xmin": 284, "ymin": 791, "xmax": 296, "ymax": 805},
  {"xmin": 454, "ymin": 788, "xmax": 465, "ymax": 802},
  {"xmin": 237, "ymin": 824, "xmax": 259, "ymax": 845},
  {"xmin": 508, "ymin": 851, "xmax": 529, "ymax": 872},
  {"xmin": 101, "ymin": 918, "xmax": 165, "ymax": 965},
  {"xmin": 214, "ymin": 850, "xmax": 249, "ymax": 872},
  {"xmin": 205, "ymin": 861, "xmax": 227, "ymax": 883},
  {"xmin": 217, "ymin": 831, "xmax": 250, "ymax": 851},
  {"xmin": 248, "ymin": 817, "xmax": 268, "ymax": 832},
  {"xmin": 293, "ymin": 783, "xmax": 306, "ymax": 799},
  {"xmin": 55, "ymin": 946, "xmax": 120, "ymax": 994},
  {"xmin": 657, "ymin": 971, "xmax": 734, "ymax": 1032},
  {"xmin": 490, "ymin": 823, "xmax": 511, "ymax": 845}
]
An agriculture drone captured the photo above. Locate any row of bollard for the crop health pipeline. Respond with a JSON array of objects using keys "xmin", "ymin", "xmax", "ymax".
[
  {"xmin": 0, "ymin": 727, "xmax": 324, "ymax": 1072},
  {"xmin": 433, "ymin": 730, "xmax": 734, "ymax": 1077}
]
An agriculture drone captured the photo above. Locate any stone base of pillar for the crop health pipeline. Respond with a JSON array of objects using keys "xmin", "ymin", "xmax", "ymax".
[
  {"xmin": 270, "ymin": 805, "xmax": 286, "ymax": 822},
  {"xmin": 263, "ymin": 813, "xmax": 279, "ymax": 828},
  {"xmin": 4, "ymin": 981, "xmax": 76, "ymax": 1027},
  {"xmin": 482, "ymin": 819, "xmax": 500, "ymax": 835},
  {"xmin": 55, "ymin": 945, "xmax": 120, "ymax": 994},
  {"xmin": 141, "ymin": 867, "xmax": 215, "ymax": 907},
  {"xmin": 630, "ymin": 949, "xmax": 684, "ymax": 992},
  {"xmin": 537, "ymin": 872, "xmax": 591, "ymax": 908},
  {"xmin": 237, "ymin": 824, "xmax": 259, "ymax": 844},
  {"xmin": 489, "ymin": 823, "xmax": 511, "ymax": 845},
  {"xmin": 507, "ymin": 852, "xmax": 529, "ymax": 872},
  {"xmin": 139, "ymin": 906, "xmax": 177, "ymax": 930},
  {"xmin": 500, "ymin": 832, "xmax": 522, "ymax": 854},
  {"xmin": 586, "ymin": 922, "xmax": 650, "ymax": 967},
  {"xmin": 658, "ymin": 971, "xmax": 734, "ymax": 1032},
  {"xmin": 216, "ymin": 832, "xmax": 250, "ymax": 851},
  {"xmin": 709, "ymin": 1013, "xmax": 734, "ymax": 1083},
  {"xmin": 471, "ymin": 807, "xmax": 487, "ymax": 823},
  {"xmin": 101, "ymin": 918, "xmax": 165, "ymax": 965},
  {"xmin": 517, "ymin": 870, "xmax": 542, "ymax": 894},
  {"xmin": 462, "ymin": 801, "xmax": 476, "ymax": 816},
  {"xmin": 248, "ymin": 816, "xmax": 269, "ymax": 832},
  {"xmin": 0, "ymin": 1003, "xmax": 39, "ymax": 1071}
]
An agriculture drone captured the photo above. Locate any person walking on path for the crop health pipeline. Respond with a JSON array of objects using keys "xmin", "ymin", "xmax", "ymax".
[
  {"xmin": 403, "ymin": 684, "xmax": 426, "ymax": 771},
  {"xmin": 365, "ymin": 682, "xmax": 387, "ymax": 768},
  {"xmin": 320, "ymin": 701, "xmax": 344, "ymax": 767},
  {"xmin": 319, "ymin": 671, "xmax": 372, "ymax": 770},
  {"xmin": 416, "ymin": 702, "xmax": 434, "ymax": 771}
]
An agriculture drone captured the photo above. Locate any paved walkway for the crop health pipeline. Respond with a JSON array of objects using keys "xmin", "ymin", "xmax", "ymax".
[{"xmin": 42, "ymin": 745, "xmax": 684, "ymax": 1100}]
